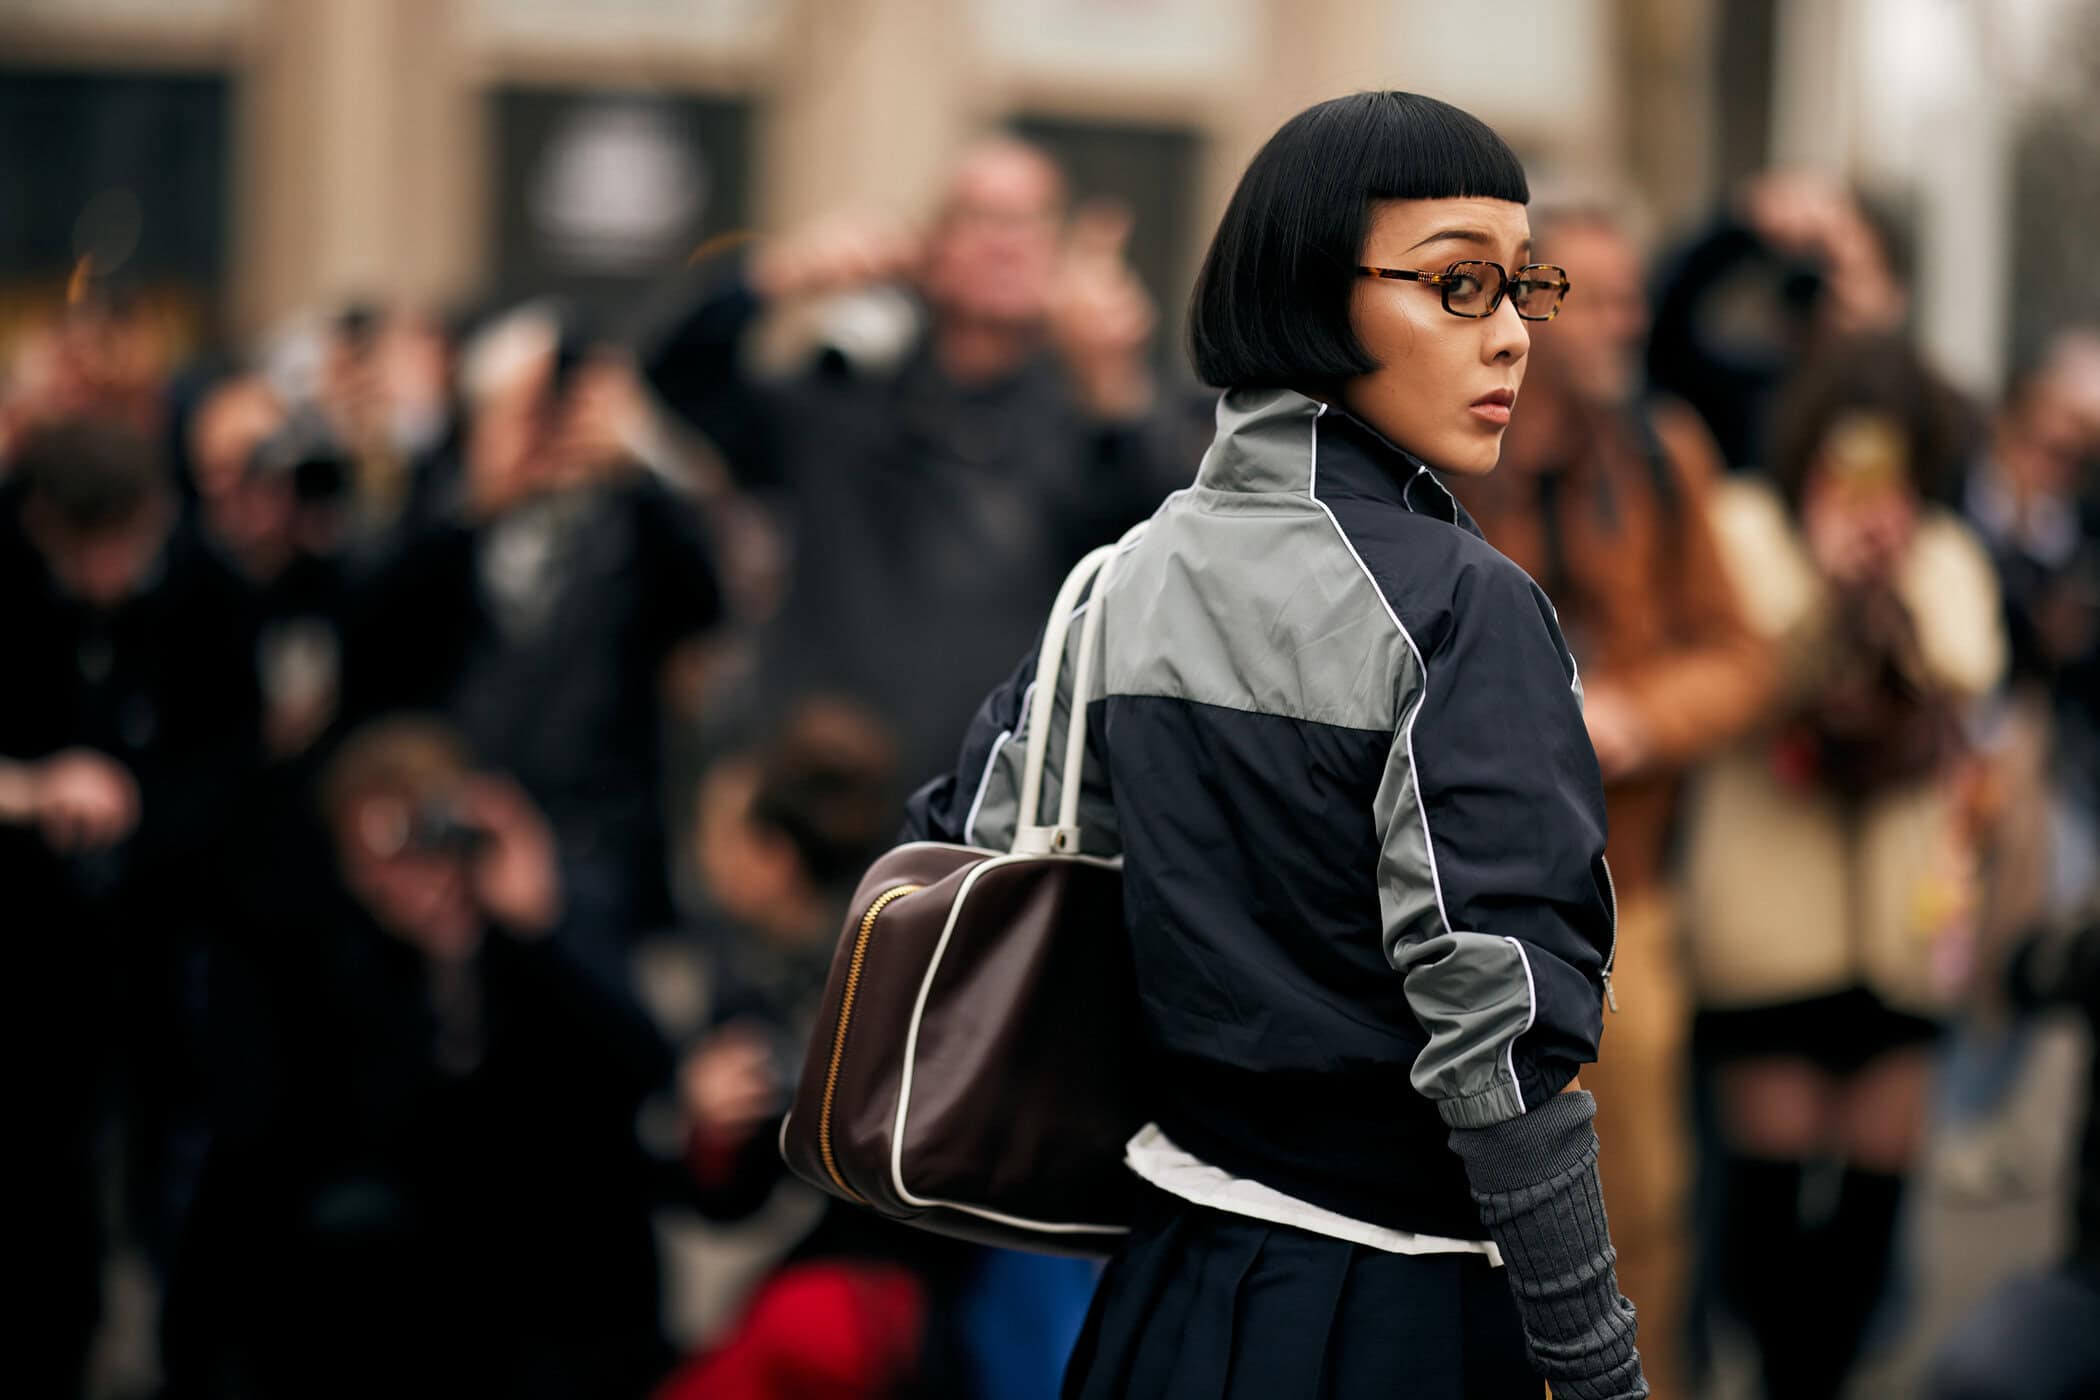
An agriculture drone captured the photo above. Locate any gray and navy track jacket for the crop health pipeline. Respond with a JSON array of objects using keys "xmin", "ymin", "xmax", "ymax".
[{"xmin": 905, "ymin": 385, "xmax": 1617, "ymax": 1239}]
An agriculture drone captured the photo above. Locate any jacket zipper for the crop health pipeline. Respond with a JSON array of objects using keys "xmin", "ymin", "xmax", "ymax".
[
  {"xmin": 1600, "ymin": 857, "xmax": 1620, "ymax": 1013},
  {"xmin": 817, "ymin": 883, "xmax": 921, "ymax": 1203}
]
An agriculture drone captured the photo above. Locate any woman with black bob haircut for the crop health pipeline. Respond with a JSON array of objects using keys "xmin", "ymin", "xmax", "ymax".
[{"xmin": 904, "ymin": 92, "xmax": 1645, "ymax": 1398}]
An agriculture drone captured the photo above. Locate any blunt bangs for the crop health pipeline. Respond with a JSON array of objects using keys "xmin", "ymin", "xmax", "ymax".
[{"xmin": 1188, "ymin": 91, "xmax": 1530, "ymax": 391}]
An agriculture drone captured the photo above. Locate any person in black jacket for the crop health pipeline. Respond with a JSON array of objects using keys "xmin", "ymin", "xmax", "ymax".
[
  {"xmin": 904, "ymin": 93, "xmax": 1643, "ymax": 1399},
  {"xmin": 637, "ymin": 137, "xmax": 1189, "ymax": 785},
  {"xmin": 163, "ymin": 717, "xmax": 673, "ymax": 1399},
  {"xmin": 340, "ymin": 314, "xmax": 725, "ymax": 945},
  {"xmin": 0, "ymin": 418, "xmax": 264, "ymax": 1397}
]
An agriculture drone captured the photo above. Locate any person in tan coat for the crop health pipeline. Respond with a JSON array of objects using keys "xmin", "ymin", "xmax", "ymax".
[
  {"xmin": 1686, "ymin": 333, "xmax": 2006, "ymax": 1399},
  {"xmin": 1455, "ymin": 206, "xmax": 1776, "ymax": 1395}
]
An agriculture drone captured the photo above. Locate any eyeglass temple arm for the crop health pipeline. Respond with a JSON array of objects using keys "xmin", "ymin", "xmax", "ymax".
[{"xmin": 1357, "ymin": 266, "xmax": 1444, "ymax": 284}]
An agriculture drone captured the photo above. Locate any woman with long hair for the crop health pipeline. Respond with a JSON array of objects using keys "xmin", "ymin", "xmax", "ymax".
[{"xmin": 1684, "ymin": 334, "xmax": 2005, "ymax": 1397}]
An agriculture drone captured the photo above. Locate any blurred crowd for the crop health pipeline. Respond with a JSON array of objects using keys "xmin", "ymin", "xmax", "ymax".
[{"xmin": 5, "ymin": 131, "xmax": 2098, "ymax": 1400}]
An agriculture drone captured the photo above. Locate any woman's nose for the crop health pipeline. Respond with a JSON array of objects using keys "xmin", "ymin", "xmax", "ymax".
[{"xmin": 1486, "ymin": 293, "xmax": 1530, "ymax": 363}]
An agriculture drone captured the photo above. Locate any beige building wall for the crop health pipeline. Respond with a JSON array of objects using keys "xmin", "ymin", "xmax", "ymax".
[
  {"xmin": 237, "ymin": 0, "xmax": 488, "ymax": 331},
  {"xmin": 3, "ymin": 0, "xmax": 1721, "ymax": 338}
]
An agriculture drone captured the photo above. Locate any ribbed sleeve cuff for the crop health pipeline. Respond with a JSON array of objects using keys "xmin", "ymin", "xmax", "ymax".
[
  {"xmin": 1447, "ymin": 1085, "xmax": 1600, "ymax": 1187},
  {"xmin": 1448, "ymin": 1091, "xmax": 1648, "ymax": 1400}
]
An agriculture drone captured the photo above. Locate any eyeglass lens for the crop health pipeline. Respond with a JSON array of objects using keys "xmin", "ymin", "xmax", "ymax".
[
  {"xmin": 1442, "ymin": 261, "xmax": 1567, "ymax": 320},
  {"xmin": 1510, "ymin": 265, "xmax": 1569, "ymax": 320}
]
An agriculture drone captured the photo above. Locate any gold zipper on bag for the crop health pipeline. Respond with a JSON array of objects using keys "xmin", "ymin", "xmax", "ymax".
[{"xmin": 817, "ymin": 883, "xmax": 922, "ymax": 1202}]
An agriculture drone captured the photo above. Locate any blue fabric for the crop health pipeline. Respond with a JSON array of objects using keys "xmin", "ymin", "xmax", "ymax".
[
  {"xmin": 1927, "ymin": 1267, "xmax": 2100, "ymax": 1400},
  {"xmin": 957, "ymin": 1248, "xmax": 1101, "ymax": 1400}
]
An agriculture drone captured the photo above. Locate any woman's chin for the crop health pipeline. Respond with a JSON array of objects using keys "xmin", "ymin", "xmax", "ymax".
[{"xmin": 1437, "ymin": 437, "xmax": 1504, "ymax": 477}]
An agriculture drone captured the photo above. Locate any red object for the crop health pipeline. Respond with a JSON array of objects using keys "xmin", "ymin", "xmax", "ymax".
[
  {"xmin": 685, "ymin": 1122, "xmax": 747, "ymax": 1192},
  {"xmin": 1768, "ymin": 725, "xmax": 1822, "ymax": 793},
  {"xmin": 654, "ymin": 1262, "xmax": 927, "ymax": 1400}
]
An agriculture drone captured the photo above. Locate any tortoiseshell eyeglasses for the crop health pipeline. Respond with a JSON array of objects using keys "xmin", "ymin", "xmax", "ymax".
[{"xmin": 1357, "ymin": 260, "xmax": 1572, "ymax": 322}]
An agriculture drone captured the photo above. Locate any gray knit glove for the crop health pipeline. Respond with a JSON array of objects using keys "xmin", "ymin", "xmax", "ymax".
[{"xmin": 1448, "ymin": 1090, "xmax": 1647, "ymax": 1400}]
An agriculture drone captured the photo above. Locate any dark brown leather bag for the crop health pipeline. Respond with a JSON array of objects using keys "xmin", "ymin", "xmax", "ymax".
[{"xmin": 781, "ymin": 541, "xmax": 1147, "ymax": 1256}]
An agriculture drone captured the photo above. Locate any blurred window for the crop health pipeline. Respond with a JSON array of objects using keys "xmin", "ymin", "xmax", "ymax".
[
  {"xmin": 0, "ymin": 68, "xmax": 229, "ymax": 293},
  {"xmin": 490, "ymin": 87, "xmax": 753, "ymax": 315}
]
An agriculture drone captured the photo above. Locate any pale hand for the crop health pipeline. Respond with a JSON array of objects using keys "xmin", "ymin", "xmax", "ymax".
[
  {"xmin": 1583, "ymin": 688, "xmax": 1652, "ymax": 783},
  {"xmin": 1046, "ymin": 199, "xmax": 1157, "ymax": 421},
  {"xmin": 682, "ymin": 1024, "xmax": 782, "ymax": 1143},
  {"xmin": 459, "ymin": 775, "xmax": 563, "ymax": 937},
  {"xmin": 549, "ymin": 356, "xmax": 647, "ymax": 489},
  {"xmin": 10, "ymin": 749, "xmax": 142, "ymax": 853}
]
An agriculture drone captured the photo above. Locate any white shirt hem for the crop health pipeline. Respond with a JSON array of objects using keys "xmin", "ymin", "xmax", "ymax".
[{"xmin": 1123, "ymin": 1122, "xmax": 1503, "ymax": 1267}]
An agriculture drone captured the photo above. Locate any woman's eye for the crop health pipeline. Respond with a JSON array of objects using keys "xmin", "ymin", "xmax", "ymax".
[{"xmin": 1449, "ymin": 275, "xmax": 1482, "ymax": 298}]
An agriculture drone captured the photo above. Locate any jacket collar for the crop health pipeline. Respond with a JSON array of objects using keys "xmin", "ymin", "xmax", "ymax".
[{"xmin": 1194, "ymin": 386, "xmax": 1480, "ymax": 535}]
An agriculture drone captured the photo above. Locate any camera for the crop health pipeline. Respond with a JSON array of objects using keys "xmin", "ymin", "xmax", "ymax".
[
  {"xmin": 402, "ymin": 797, "xmax": 493, "ymax": 857},
  {"xmin": 360, "ymin": 791, "xmax": 494, "ymax": 861},
  {"xmin": 249, "ymin": 417, "xmax": 352, "ymax": 505}
]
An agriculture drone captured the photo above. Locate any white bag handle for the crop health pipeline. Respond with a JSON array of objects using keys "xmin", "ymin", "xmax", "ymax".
[{"xmin": 1012, "ymin": 528, "xmax": 1138, "ymax": 856}]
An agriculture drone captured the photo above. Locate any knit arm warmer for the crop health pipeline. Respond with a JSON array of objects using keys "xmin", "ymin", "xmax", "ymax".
[{"xmin": 1447, "ymin": 1090, "xmax": 1647, "ymax": 1400}]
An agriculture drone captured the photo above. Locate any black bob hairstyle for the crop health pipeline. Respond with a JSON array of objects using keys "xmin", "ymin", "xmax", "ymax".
[{"xmin": 1188, "ymin": 91, "xmax": 1530, "ymax": 391}]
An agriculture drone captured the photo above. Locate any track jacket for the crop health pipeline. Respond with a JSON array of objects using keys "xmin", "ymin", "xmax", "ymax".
[{"xmin": 906, "ymin": 385, "xmax": 1617, "ymax": 1240}]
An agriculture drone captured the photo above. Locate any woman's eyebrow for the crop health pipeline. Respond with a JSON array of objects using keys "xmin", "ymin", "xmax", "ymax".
[
  {"xmin": 1404, "ymin": 228, "xmax": 1493, "ymax": 254},
  {"xmin": 1401, "ymin": 229, "xmax": 1535, "ymax": 260}
]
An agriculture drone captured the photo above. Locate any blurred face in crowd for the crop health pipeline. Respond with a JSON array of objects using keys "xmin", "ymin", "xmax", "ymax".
[
  {"xmin": 24, "ymin": 493, "xmax": 172, "ymax": 610},
  {"xmin": 694, "ymin": 759, "xmax": 813, "ymax": 942},
  {"xmin": 386, "ymin": 312, "xmax": 456, "ymax": 444},
  {"xmin": 919, "ymin": 142, "xmax": 1066, "ymax": 330},
  {"xmin": 189, "ymin": 376, "xmax": 285, "ymax": 502},
  {"xmin": 335, "ymin": 789, "xmax": 482, "ymax": 963},
  {"xmin": 1343, "ymin": 197, "xmax": 1532, "ymax": 477},
  {"xmin": 1, "ymin": 305, "xmax": 167, "ymax": 454},
  {"xmin": 1998, "ymin": 379, "xmax": 2090, "ymax": 502},
  {"xmin": 1802, "ymin": 412, "xmax": 1918, "ymax": 588},
  {"xmin": 1536, "ymin": 218, "xmax": 1648, "ymax": 407},
  {"xmin": 2054, "ymin": 340, "xmax": 2100, "ymax": 450},
  {"xmin": 468, "ymin": 347, "xmax": 559, "ymax": 500},
  {"xmin": 1742, "ymin": 172, "xmax": 1909, "ymax": 337}
]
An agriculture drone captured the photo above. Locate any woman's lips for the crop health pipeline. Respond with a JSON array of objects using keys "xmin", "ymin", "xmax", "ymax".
[{"xmin": 1468, "ymin": 390, "xmax": 1515, "ymax": 428}]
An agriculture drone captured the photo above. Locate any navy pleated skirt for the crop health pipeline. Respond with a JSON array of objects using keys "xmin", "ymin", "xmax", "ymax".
[{"xmin": 1062, "ymin": 1188, "xmax": 1543, "ymax": 1400}]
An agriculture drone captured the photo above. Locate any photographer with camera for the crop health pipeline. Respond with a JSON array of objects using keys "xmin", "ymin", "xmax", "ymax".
[
  {"xmin": 164, "ymin": 716, "xmax": 674, "ymax": 1398},
  {"xmin": 338, "ymin": 306, "xmax": 725, "ymax": 948},
  {"xmin": 1647, "ymin": 172, "xmax": 1912, "ymax": 478},
  {"xmin": 637, "ymin": 137, "xmax": 1185, "ymax": 787},
  {"xmin": 186, "ymin": 372, "xmax": 368, "ymax": 758},
  {"xmin": 1682, "ymin": 334, "xmax": 2005, "ymax": 1398}
]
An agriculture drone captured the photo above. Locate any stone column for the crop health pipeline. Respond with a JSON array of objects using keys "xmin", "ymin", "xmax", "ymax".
[
  {"xmin": 758, "ymin": 0, "xmax": 977, "ymax": 231},
  {"xmin": 235, "ymin": 0, "xmax": 481, "ymax": 333}
]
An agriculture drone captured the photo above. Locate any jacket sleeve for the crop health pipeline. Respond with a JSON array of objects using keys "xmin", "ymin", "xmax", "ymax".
[
  {"xmin": 631, "ymin": 475, "xmax": 727, "ymax": 654},
  {"xmin": 1607, "ymin": 402, "xmax": 1778, "ymax": 767},
  {"xmin": 633, "ymin": 260, "xmax": 783, "ymax": 493},
  {"xmin": 1375, "ymin": 553, "xmax": 1614, "ymax": 1129},
  {"xmin": 901, "ymin": 643, "xmax": 1041, "ymax": 846}
]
